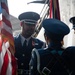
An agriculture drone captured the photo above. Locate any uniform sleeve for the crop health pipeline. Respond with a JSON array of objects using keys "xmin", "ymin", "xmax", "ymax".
[
  {"xmin": 63, "ymin": 47, "xmax": 75, "ymax": 74},
  {"xmin": 29, "ymin": 49, "xmax": 39, "ymax": 75}
]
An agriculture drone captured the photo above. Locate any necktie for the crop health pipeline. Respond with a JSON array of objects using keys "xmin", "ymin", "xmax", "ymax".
[{"xmin": 23, "ymin": 40, "xmax": 27, "ymax": 47}]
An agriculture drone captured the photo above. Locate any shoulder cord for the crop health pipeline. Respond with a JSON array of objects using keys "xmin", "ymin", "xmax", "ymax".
[{"xmin": 33, "ymin": 48, "xmax": 42, "ymax": 75}]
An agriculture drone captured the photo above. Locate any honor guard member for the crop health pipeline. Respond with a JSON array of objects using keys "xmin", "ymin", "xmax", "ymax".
[
  {"xmin": 29, "ymin": 19, "xmax": 71, "ymax": 75},
  {"xmin": 69, "ymin": 16, "xmax": 75, "ymax": 33},
  {"xmin": 14, "ymin": 11, "xmax": 46, "ymax": 75}
]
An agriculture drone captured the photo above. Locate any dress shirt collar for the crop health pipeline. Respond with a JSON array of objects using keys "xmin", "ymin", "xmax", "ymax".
[{"xmin": 20, "ymin": 34, "xmax": 32, "ymax": 46}]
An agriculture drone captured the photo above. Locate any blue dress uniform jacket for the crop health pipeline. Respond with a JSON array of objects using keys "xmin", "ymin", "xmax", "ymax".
[
  {"xmin": 30, "ymin": 43, "xmax": 71, "ymax": 75},
  {"xmin": 14, "ymin": 35, "xmax": 46, "ymax": 75}
]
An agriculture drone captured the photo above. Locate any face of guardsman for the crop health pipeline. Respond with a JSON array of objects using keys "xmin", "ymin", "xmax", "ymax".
[{"xmin": 22, "ymin": 22, "xmax": 36, "ymax": 38}]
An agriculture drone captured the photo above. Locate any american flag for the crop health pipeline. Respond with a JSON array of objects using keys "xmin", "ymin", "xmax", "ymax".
[
  {"xmin": 0, "ymin": 0, "xmax": 17, "ymax": 75},
  {"xmin": 49, "ymin": 0, "xmax": 60, "ymax": 20}
]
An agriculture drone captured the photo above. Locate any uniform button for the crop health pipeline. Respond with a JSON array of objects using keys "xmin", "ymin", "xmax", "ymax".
[
  {"xmin": 22, "ymin": 54, "xmax": 25, "ymax": 57},
  {"xmin": 31, "ymin": 66, "xmax": 33, "ymax": 69},
  {"xmin": 21, "ymin": 63, "xmax": 24, "ymax": 66}
]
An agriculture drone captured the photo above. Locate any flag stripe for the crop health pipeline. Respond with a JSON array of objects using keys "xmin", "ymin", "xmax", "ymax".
[
  {"xmin": 1, "ymin": 34, "xmax": 14, "ymax": 47},
  {"xmin": 49, "ymin": 0, "xmax": 60, "ymax": 20},
  {"xmin": 53, "ymin": 0, "xmax": 60, "ymax": 19},
  {"xmin": 2, "ymin": 22, "xmax": 12, "ymax": 34},
  {"xmin": 0, "ymin": 34, "xmax": 2, "ymax": 52},
  {"xmin": 50, "ymin": 0, "xmax": 52, "ymax": 18},
  {"xmin": 6, "ymin": 42, "xmax": 12, "ymax": 75},
  {"xmin": 1, "ymin": 51, "xmax": 9, "ymax": 75},
  {"xmin": 56, "ymin": 0, "xmax": 60, "ymax": 19},
  {"xmin": 2, "ymin": 29, "xmax": 13, "ymax": 41},
  {"xmin": 2, "ymin": 15, "xmax": 12, "ymax": 28},
  {"xmin": 1, "ymin": 29, "xmax": 15, "ymax": 52},
  {"xmin": 1, "ymin": 2, "xmax": 9, "ymax": 14},
  {"xmin": 2, "ymin": 8, "xmax": 9, "ymax": 19},
  {"xmin": 0, "ymin": 41, "xmax": 7, "ymax": 71}
]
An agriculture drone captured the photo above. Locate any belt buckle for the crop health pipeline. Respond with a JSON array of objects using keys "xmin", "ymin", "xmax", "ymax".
[
  {"xmin": 24, "ymin": 70, "xmax": 30, "ymax": 74},
  {"xmin": 42, "ymin": 67, "xmax": 51, "ymax": 75},
  {"xmin": 18, "ymin": 69, "xmax": 23, "ymax": 74}
]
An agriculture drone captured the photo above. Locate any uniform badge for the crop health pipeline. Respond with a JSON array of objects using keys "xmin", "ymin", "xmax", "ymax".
[{"xmin": 32, "ymin": 40, "xmax": 38, "ymax": 47}]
